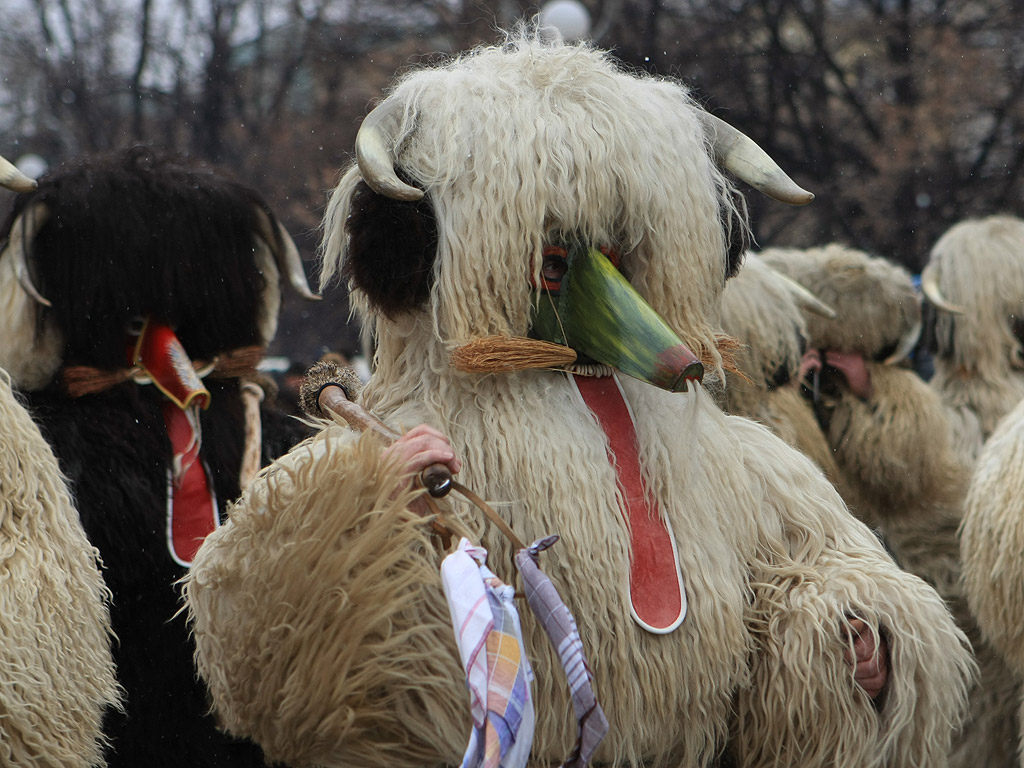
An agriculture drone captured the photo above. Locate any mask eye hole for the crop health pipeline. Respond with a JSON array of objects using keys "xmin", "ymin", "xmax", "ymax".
[
  {"xmin": 542, "ymin": 247, "xmax": 569, "ymax": 281},
  {"xmin": 535, "ymin": 244, "xmax": 569, "ymax": 293}
]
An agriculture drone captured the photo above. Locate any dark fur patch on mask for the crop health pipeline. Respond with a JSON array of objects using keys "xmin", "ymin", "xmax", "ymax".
[
  {"xmin": 721, "ymin": 188, "xmax": 750, "ymax": 280},
  {"xmin": 343, "ymin": 179, "xmax": 438, "ymax": 318}
]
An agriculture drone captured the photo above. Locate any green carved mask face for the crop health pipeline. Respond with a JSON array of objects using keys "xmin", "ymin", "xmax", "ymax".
[{"xmin": 530, "ymin": 243, "xmax": 704, "ymax": 392}]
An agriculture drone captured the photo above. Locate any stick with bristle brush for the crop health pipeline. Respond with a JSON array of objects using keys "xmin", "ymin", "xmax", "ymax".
[{"xmin": 298, "ymin": 359, "xmax": 453, "ymax": 498}]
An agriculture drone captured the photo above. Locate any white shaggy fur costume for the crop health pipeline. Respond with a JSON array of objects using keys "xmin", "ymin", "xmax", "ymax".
[
  {"xmin": 0, "ymin": 369, "xmax": 119, "ymax": 765},
  {"xmin": 717, "ymin": 254, "xmax": 844, "ymax": 487},
  {"xmin": 961, "ymin": 397, "xmax": 1024, "ymax": 762},
  {"xmin": 924, "ymin": 215, "xmax": 1024, "ymax": 462},
  {"xmin": 186, "ymin": 37, "xmax": 973, "ymax": 768},
  {"xmin": 760, "ymin": 244, "xmax": 1019, "ymax": 768}
]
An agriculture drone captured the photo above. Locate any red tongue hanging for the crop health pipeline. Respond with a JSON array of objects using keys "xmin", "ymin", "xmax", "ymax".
[
  {"xmin": 573, "ymin": 374, "xmax": 686, "ymax": 633},
  {"xmin": 161, "ymin": 402, "xmax": 220, "ymax": 565},
  {"xmin": 131, "ymin": 321, "xmax": 219, "ymax": 566}
]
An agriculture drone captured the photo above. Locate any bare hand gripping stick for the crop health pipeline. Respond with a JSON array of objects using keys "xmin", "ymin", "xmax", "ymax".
[{"xmin": 298, "ymin": 359, "xmax": 453, "ymax": 498}]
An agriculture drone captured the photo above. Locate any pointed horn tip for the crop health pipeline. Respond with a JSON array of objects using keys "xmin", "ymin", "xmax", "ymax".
[
  {"xmin": 1, "ymin": 171, "xmax": 37, "ymax": 193},
  {"xmin": 5, "ymin": 177, "xmax": 38, "ymax": 194},
  {"xmin": 920, "ymin": 268, "xmax": 965, "ymax": 315},
  {"xmin": 787, "ymin": 188, "xmax": 814, "ymax": 206},
  {"xmin": 768, "ymin": 181, "xmax": 813, "ymax": 206},
  {"xmin": 288, "ymin": 269, "xmax": 322, "ymax": 301},
  {"xmin": 811, "ymin": 301, "xmax": 836, "ymax": 319}
]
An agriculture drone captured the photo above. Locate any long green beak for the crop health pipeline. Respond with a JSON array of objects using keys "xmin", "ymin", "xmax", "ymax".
[{"xmin": 531, "ymin": 244, "xmax": 704, "ymax": 392}]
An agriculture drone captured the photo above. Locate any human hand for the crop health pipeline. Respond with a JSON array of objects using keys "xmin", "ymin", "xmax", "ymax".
[
  {"xmin": 824, "ymin": 349, "xmax": 873, "ymax": 400},
  {"xmin": 799, "ymin": 348, "xmax": 823, "ymax": 384},
  {"xmin": 382, "ymin": 424, "xmax": 462, "ymax": 510},
  {"xmin": 842, "ymin": 618, "xmax": 889, "ymax": 700}
]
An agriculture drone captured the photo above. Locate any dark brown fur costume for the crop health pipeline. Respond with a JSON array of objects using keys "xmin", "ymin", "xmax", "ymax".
[{"xmin": 0, "ymin": 147, "xmax": 311, "ymax": 767}]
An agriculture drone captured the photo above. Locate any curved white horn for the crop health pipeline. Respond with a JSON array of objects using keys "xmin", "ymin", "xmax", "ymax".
[
  {"xmin": 0, "ymin": 154, "xmax": 36, "ymax": 193},
  {"xmin": 6, "ymin": 203, "xmax": 51, "ymax": 306},
  {"xmin": 699, "ymin": 113, "xmax": 814, "ymax": 206},
  {"xmin": 354, "ymin": 99, "xmax": 424, "ymax": 201},
  {"xmin": 883, "ymin": 319, "xmax": 922, "ymax": 366},
  {"xmin": 772, "ymin": 270, "xmax": 836, "ymax": 318},
  {"xmin": 254, "ymin": 209, "xmax": 320, "ymax": 301},
  {"xmin": 920, "ymin": 265, "xmax": 964, "ymax": 315}
]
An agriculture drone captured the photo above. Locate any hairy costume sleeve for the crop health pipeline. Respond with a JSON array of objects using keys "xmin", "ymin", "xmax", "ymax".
[
  {"xmin": 961, "ymin": 397, "xmax": 1024, "ymax": 678},
  {"xmin": 817, "ymin": 362, "xmax": 971, "ymax": 597},
  {"xmin": 725, "ymin": 414, "xmax": 974, "ymax": 768},
  {"xmin": 815, "ymin": 362, "xmax": 1021, "ymax": 768},
  {"xmin": 185, "ymin": 425, "xmax": 468, "ymax": 768},
  {"xmin": 823, "ymin": 363, "xmax": 970, "ymax": 511},
  {"xmin": 0, "ymin": 373, "xmax": 120, "ymax": 766}
]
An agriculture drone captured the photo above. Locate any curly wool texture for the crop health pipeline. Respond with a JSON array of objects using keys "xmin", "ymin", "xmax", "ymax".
[
  {"xmin": 187, "ymin": 429, "xmax": 467, "ymax": 767},
  {"xmin": 959, "ymin": 397, "xmax": 1024, "ymax": 765},
  {"xmin": 760, "ymin": 244, "xmax": 920, "ymax": 360},
  {"xmin": 826, "ymin": 364, "xmax": 968, "ymax": 512},
  {"xmin": 759, "ymin": 244, "xmax": 1014, "ymax": 767},
  {"xmin": 732, "ymin": 421, "xmax": 970, "ymax": 768},
  {"xmin": 189, "ymin": 367, "xmax": 973, "ymax": 768},
  {"xmin": 962, "ymin": 396, "xmax": 1024, "ymax": 678},
  {"xmin": 819, "ymin": 366, "xmax": 1022, "ymax": 768},
  {"xmin": 0, "ymin": 370, "xmax": 119, "ymax": 765},
  {"xmin": 926, "ymin": 215, "xmax": 1024, "ymax": 455},
  {"xmin": 720, "ymin": 255, "xmax": 805, "ymax": 394},
  {"xmin": 718, "ymin": 255, "xmax": 843, "ymax": 485}
]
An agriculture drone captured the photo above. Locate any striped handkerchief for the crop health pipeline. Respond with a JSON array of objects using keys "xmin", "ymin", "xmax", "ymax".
[
  {"xmin": 516, "ymin": 536, "xmax": 609, "ymax": 768},
  {"xmin": 442, "ymin": 539, "xmax": 535, "ymax": 768}
]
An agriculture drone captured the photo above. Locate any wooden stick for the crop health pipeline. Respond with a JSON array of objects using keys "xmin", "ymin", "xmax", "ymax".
[{"xmin": 299, "ymin": 359, "xmax": 453, "ymax": 498}]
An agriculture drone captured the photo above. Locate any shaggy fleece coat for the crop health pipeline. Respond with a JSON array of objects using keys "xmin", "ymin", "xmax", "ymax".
[
  {"xmin": 924, "ymin": 215, "xmax": 1024, "ymax": 462},
  {"xmin": 0, "ymin": 370, "xmax": 119, "ymax": 766},
  {"xmin": 187, "ymin": 36, "xmax": 972, "ymax": 768},
  {"xmin": 717, "ymin": 254, "xmax": 844, "ymax": 490},
  {"xmin": 22, "ymin": 379, "xmax": 308, "ymax": 768},
  {"xmin": 188, "ymin": 364, "xmax": 972, "ymax": 768},
  {"xmin": 962, "ymin": 396, "xmax": 1024, "ymax": 764},
  {"xmin": 761, "ymin": 244, "xmax": 1019, "ymax": 768}
]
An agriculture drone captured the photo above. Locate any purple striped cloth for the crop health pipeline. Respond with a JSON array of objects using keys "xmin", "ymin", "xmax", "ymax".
[{"xmin": 515, "ymin": 535, "xmax": 609, "ymax": 768}]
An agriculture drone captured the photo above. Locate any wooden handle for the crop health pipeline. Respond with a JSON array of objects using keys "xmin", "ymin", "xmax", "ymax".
[{"xmin": 316, "ymin": 384, "xmax": 453, "ymax": 498}]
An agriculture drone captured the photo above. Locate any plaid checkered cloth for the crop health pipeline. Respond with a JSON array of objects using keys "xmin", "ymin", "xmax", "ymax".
[
  {"xmin": 442, "ymin": 539, "xmax": 535, "ymax": 768},
  {"xmin": 516, "ymin": 536, "xmax": 609, "ymax": 768}
]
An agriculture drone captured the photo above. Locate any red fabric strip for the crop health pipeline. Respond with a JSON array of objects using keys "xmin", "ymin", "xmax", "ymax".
[
  {"xmin": 573, "ymin": 374, "xmax": 685, "ymax": 632},
  {"xmin": 162, "ymin": 400, "xmax": 219, "ymax": 567}
]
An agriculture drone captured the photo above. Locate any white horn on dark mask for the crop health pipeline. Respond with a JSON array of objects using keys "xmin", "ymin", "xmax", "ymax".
[
  {"xmin": 6, "ymin": 202, "xmax": 52, "ymax": 307},
  {"xmin": 355, "ymin": 99, "xmax": 424, "ymax": 201},
  {"xmin": 0, "ymin": 154, "xmax": 36, "ymax": 194},
  {"xmin": 254, "ymin": 209, "xmax": 320, "ymax": 301},
  {"xmin": 697, "ymin": 113, "xmax": 814, "ymax": 206},
  {"xmin": 920, "ymin": 265, "xmax": 964, "ymax": 315}
]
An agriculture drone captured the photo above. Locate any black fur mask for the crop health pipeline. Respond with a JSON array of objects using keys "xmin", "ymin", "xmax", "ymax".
[
  {"xmin": 1, "ymin": 145, "xmax": 271, "ymax": 370},
  {"xmin": 344, "ymin": 179, "xmax": 438, "ymax": 318}
]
